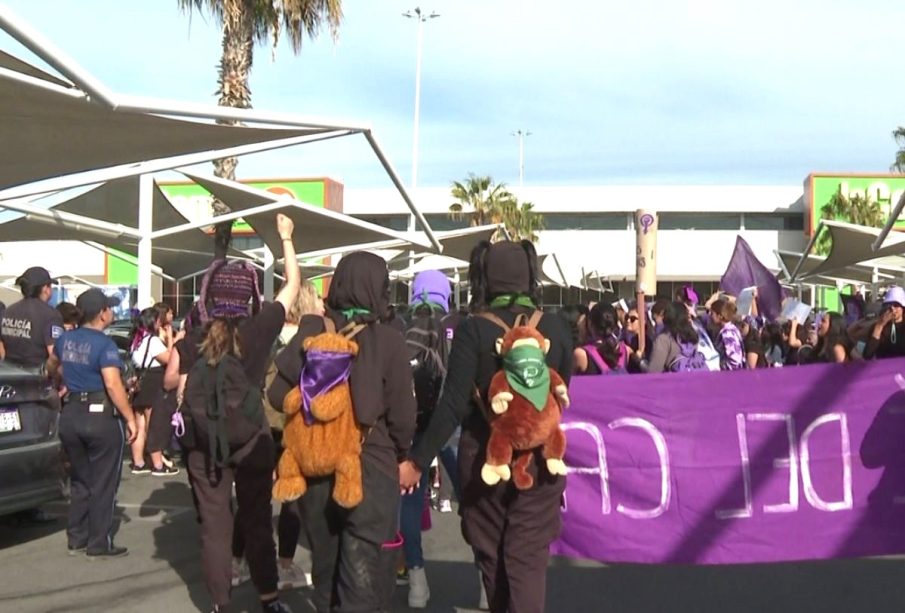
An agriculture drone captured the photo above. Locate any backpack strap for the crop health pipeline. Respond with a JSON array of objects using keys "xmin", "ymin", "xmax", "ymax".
[
  {"xmin": 322, "ymin": 315, "xmax": 367, "ymax": 340},
  {"xmin": 584, "ymin": 344, "xmax": 609, "ymax": 373},
  {"xmin": 476, "ymin": 311, "xmax": 511, "ymax": 333}
]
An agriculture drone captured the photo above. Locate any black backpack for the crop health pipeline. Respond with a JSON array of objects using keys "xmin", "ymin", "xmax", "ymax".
[
  {"xmin": 183, "ymin": 354, "xmax": 265, "ymax": 467},
  {"xmin": 405, "ymin": 309, "xmax": 449, "ymax": 429}
]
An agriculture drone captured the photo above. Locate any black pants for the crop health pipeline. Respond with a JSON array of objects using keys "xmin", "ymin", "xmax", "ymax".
[
  {"xmin": 233, "ymin": 430, "xmax": 302, "ymax": 561},
  {"xmin": 146, "ymin": 388, "xmax": 177, "ymax": 454},
  {"xmin": 187, "ymin": 435, "xmax": 279, "ymax": 607},
  {"xmin": 458, "ymin": 424, "xmax": 565, "ymax": 613},
  {"xmin": 58, "ymin": 399, "xmax": 124, "ymax": 553},
  {"xmin": 298, "ymin": 461, "xmax": 399, "ymax": 613}
]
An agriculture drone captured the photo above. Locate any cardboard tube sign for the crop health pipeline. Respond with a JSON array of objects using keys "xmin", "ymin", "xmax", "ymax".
[{"xmin": 635, "ymin": 210, "xmax": 658, "ymax": 295}]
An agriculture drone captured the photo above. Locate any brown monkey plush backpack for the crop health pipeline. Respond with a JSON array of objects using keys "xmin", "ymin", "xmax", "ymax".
[
  {"xmin": 273, "ymin": 317, "xmax": 367, "ymax": 508},
  {"xmin": 477, "ymin": 311, "xmax": 570, "ymax": 490}
]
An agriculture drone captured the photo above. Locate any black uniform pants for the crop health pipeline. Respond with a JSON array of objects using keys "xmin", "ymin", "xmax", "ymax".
[
  {"xmin": 458, "ymin": 425, "xmax": 566, "ymax": 613},
  {"xmin": 298, "ymin": 461, "xmax": 399, "ymax": 613},
  {"xmin": 187, "ymin": 435, "xmax": 279, "ymax": 607},
  {"xmin": 58, "ymin": 400, "xmax": 124, "ymax": 553}
]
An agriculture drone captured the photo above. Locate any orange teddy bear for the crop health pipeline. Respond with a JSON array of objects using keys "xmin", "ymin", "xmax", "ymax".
[
  {"xmin": 481, "ymin": 325, "xmax": 570, "ymax": 490},
  {"xmin": 273, "ymin": 328, "xmax": 364, "ymax": 509}
]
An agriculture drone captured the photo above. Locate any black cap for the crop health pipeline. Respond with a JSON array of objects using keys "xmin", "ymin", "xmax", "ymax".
[
  {"xmin": 15, "ymin": 266, "xmax": 53, "ymax": 289},
  {"xmin": 76, "ymin": 288, "xmax": 121, "ymax": 321}
]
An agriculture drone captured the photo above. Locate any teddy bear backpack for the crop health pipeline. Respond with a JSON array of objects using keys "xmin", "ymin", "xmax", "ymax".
[
  {"xmin": 273, "ymin": 316, "xmax": 369, "ymax": 508},
  {"xmin": 473, "ymin": 310, "xmax": 571, "ymax": 490}
]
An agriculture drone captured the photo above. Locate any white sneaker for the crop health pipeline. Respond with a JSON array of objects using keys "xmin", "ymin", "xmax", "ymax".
[
  {"xmin": 439, "ymin": 499, "xmax": 453, "ymax": 513},
  {"xmin": 408, "ymin": 566, "xmax": 430, "ymax": 609},
  {"xmin": 278, "ymin": 561, "xmax": 309, "ymax": 590},
  {"xmin": 231, "ymin": 557, "xmax": 250, "ymax": 587}
]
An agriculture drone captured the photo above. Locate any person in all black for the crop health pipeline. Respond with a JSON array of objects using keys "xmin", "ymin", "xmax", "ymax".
[
  {"xmin": 864, "ymin": 286, "xmax": 905, "ymax": 359},
  {"xmin": 399, "ymin": 240, "xmax": 573, "ymax": 613},
  {"xmin": 183, "ymin": 214, "xmax": 300, "ymax": 613},
  {"xmin": 0, "ymin": 266, "xmax": 64, "ymax": 370},
  {"xmin": 267, "ymin": 251, "xmax": 417, "ymax": 613},
  {"xmin": 46, "ymin": 289, "xmax": 137, "ymax": 557}
]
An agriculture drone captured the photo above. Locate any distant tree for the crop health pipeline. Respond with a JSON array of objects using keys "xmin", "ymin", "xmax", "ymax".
[
  {"xmin": 449, "ymin": 174, "xmax": 544, "ymax": 242},
  {"xmin": 177, "ymin": 0, "xmax": 343, "ymax": 253},
  {"xmin": 892, "ymin": 126, "xmax": 905, "ymax": 173},
  {"xmin": 816, "ymin": 189, "xmax": 885, "ymax": 255}
]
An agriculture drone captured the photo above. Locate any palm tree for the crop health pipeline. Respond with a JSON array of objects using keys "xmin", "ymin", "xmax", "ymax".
[
  {"xmin": 449, "ymin": 174, "xmax": 513, "ymax": 227},
  {"xmin": 892, "ymin": 126, "xmax": 905, "ymax": 173},
  {"xmin": 449, "ymin": 174, "xmax": 545, "ymax": 242},
  {"xmin": 178, "ymin": 0, "xmax": 343, "ymax": 251},
  {"xmin": 816, "ymin": 189, "xmax": 885, "ymax": 255}
]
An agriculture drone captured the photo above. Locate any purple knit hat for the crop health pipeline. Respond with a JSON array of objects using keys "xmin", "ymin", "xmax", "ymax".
[{"xmin": 198, "ymin": 259, "xmax": 262, "ymax": 322}]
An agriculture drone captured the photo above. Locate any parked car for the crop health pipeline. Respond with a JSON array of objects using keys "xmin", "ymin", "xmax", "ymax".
[{"xmin": 0, "ymin": 362, "xmax": 65, "ymax": 516}]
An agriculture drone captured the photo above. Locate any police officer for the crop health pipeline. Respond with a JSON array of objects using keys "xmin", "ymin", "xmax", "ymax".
[
  {"xmin": 47, "ymin": 289, "xmax": 138, "ymax": 558},
  {"xmin": 0, "ymin": 266, "xmax": 64, "ymax": 369}
]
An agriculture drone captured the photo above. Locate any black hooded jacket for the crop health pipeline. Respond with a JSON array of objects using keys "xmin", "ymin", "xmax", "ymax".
[{"xmin": 267, "ymin": 252, "xmax": 416, "ymax": 479}]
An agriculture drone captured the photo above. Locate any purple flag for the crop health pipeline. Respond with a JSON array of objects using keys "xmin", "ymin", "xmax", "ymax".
[
  {"xmin": 552, "ymin": 359, "xmax": 905, "ymax": 564},
  {"xmin": 720, "ymin": 235, "xmax": 783, "ymax": 321}
]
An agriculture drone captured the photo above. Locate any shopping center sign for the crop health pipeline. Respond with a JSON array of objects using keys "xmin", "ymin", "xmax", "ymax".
[{"xmin": 804, "ymin": 173, "xmax": 905, "ymax": 235}]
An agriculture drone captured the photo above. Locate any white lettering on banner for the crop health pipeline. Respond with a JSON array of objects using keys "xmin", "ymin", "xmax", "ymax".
[
  {"xmin": 716, "ymin": 414, "xmax": 753, "ymax": 519},
  {"xmin": 561, "ymin": 422, "xmax": 611, "ymax": 515},
  {"xmin": 749, "ymin": 413, "xmax": 799, "ymax": 514},
  {"xmin": 608, "ymin": 418, "xmax": 671, "ymax": 519},
  {"xmin": 799, "ymin": 412, "xmax": 853, "ymax": 512}
]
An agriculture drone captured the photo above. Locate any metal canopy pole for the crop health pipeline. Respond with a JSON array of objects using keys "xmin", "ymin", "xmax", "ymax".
[
  {"xmin": 137, "ymin": 174, "xmax": 154, "ymax": 308},
  {"xmin": 263, "ymin": 246, "xmax": 275, "ymax": 302}
]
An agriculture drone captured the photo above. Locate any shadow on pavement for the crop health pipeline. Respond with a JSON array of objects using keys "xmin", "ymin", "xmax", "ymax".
[
  {"xmin": 0, "ymin": 508, "xmax": 65, "ymax": 549},
  {"xmin": 144, "ymin": 480, "xmax": 211, "ymax": 612}
]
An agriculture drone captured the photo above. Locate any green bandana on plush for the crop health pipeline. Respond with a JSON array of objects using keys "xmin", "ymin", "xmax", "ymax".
[{"xmin": 502, "ymin": 345, "xmax": 550, "ymax": 411}]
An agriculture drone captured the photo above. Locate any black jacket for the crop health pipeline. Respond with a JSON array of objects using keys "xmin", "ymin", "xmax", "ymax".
[{"xmin": 409, "ymin": 306, "xmax": 573, "ymax": 471}]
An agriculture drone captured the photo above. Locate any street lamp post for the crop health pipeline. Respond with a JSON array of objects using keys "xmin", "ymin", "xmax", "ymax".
[
  {"xmin": 513, "ymin": 129, "xmax": 532, "ymax": 188},
  {"xmin": 403, "ymin": 7, "xmax": 440, "ymax": 192}
]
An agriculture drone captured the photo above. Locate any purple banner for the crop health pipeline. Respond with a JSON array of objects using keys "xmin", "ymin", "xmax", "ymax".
[{"xmin": 552, "ymin": 359, "xmax": 905, "ymax": 564}]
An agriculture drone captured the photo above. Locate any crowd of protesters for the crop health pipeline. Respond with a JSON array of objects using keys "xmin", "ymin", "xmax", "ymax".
[
  {"xmin": 8, "ymin": 223, "xmax": 905, "ymax": 613},
  {"xmin": 557, "ymin": 284, "xmax": 905, "ymax": 378}
]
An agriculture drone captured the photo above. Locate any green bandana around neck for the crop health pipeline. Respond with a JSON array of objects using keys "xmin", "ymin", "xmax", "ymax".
[
  {"xmin": 502, "ymin": 344, "xmax": 550, "ymax": 411},
  {"xmin": 490, "ymin": 294, "xmax": 536, "ymax": 310},
  {"xmin": 340, "ymin": 307, "xmax": 371, "ymax": 319}
]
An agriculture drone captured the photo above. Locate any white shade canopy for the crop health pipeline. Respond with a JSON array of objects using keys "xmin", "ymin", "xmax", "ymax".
[
  {"xmin": 179, "ymin": 172, "xmax": 429, "ymax": 257},
  {"xmin": 775, "ymin": 249, "xmax": 898, "ymax": 287},
  {"xmin": 793, "ymin": 220, "xmax": 905, "ymax": 282},
  {"xmin": 0, "ymin": 177, "xmax": 250, "ymax": 279}
]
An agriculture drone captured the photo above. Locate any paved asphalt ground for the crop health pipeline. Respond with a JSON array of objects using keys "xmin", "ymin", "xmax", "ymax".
[{"xmin": 2, "ymin": 463, "xmax": 905, "ymax": 612}]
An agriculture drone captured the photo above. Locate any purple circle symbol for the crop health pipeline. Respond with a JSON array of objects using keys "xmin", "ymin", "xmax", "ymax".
[{"xmin": 639, "ymin": 213, "xmax": 655, "ymax": 235}]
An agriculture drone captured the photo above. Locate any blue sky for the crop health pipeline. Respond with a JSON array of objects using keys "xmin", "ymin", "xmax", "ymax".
[{"xmin": 2, "ymin": 0, "xmax": 905, "ymax": 188}]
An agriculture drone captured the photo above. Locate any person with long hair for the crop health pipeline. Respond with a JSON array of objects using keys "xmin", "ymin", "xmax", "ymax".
[
  {"xmin": 647, "ymin": 301, "xmax": 703, "ymax": 373},
  {"xmin": 128, "ymin": 306, "xmax": 179, "ymax": 476},
  {"xmin": 709, "ymin": 299, "xmax": 745, "ymax": 371},
  {"xmin": 230, "ymin": 276, "xmax": 324, "ymax": 591},
  {"xmin": 573, "ymin": 302, "xmax": 632, "ymax": 375},
  {"xmin": 815, "ymin": 312, "xmax": 851, "ymax": 363},
  {"xmin": 183, "ymin": 214, "xmax": 300, "ymax": 613},
  {"xmin": 46, "ymin": 289, "xmax": 138, "ymax": 557},
  {"xmin": 267, "ymin": 251, "xmax": 417, "ymax": 612},
  {"xmin": 399, "ymin": 240, "xmax": 573, "ymax": 613}
]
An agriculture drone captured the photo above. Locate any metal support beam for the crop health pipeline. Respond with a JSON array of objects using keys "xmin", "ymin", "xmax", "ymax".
[
  {"xmin": 0, "ymin": 196, "xmax": 141, "ymax": 239},
  {"xmin": 137, "ymin": 174, "xmax": 153, "ymax": 308},
  {"xmin": 789, "ymin": 223, "xmax": 824, "ymax": 282},
  {"xmin": 263, "ymin": 245, "xmax": 275, "ymax": 302},
  {"xmin": 872, "ymin": 191, "xmax": 905, "ymax": 252},
  {"xmin": 362, "ymin": 130, "xmax": 441, "ymax": 252}
]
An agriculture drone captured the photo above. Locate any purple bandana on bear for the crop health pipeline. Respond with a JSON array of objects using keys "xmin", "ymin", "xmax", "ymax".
[{"xmin": 300, "ymin": 350, "xmax": 355, "ymax": 425}]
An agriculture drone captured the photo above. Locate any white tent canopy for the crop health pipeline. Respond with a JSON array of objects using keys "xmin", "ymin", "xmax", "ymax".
[
  {"xmin": 0, "ymin": 6, "xmax": 441, "ymax": 304},
  {"xmin": 791, "ymin": 220, "xmax": 905, "ymax": 282},
  {"xmin": 179, "ymin": 172, "xmax": 427, "ymax": 256},
  {"xmin": 775, "ymin": 249, "xmax": 898, "ymax": 288}
]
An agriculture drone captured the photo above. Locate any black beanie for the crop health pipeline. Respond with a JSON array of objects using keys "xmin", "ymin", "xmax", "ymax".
[{"xmin": 486, "ymin": 241, "xmax": 530, "ymax": 297}]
